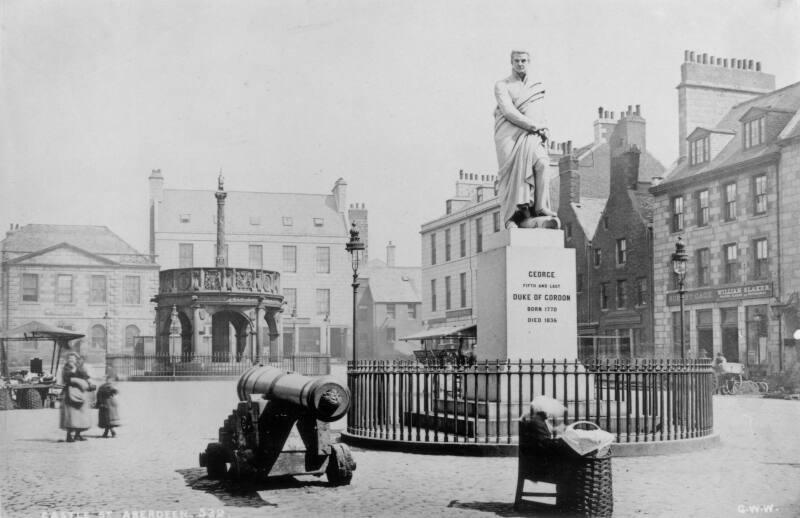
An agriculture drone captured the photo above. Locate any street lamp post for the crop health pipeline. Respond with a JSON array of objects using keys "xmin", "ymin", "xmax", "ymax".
[
  {"xmin": 345, "ymin": 222, "xmax": 365, "ymax": 366},
  {"xmin": 672, "ymin": 237, "xmax": 689, "ymax": 360},
  {"xmin": 103, "ymin": 311, "xmax": 110, "ymax": 377}
]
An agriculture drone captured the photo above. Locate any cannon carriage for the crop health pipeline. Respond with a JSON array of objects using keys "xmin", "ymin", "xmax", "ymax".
[{"xmin": 199, "ymin": 365, "xmax": 356, "ymax": 485}]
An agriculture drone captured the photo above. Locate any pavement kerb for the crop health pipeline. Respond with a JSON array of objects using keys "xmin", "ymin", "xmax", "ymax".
[{"xmin": 339, "ymin": 430, "xmax": 721, "ymax": 457}]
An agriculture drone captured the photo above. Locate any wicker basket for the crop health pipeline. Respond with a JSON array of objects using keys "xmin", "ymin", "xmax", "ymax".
[
  {"xmin": 516, "ymin": 419, "xmax": 614, "ymax": 517},
  {"xmin": 555, "ymin": 447, "xmax": 613, "ymax": 517}
]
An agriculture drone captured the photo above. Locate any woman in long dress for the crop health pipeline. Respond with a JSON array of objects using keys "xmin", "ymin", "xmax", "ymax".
[{"xmin": 59, "ymin": 352, "xmax": 93, "ymax": 442}]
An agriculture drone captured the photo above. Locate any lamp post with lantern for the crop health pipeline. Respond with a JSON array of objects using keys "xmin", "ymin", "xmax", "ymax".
[
  {"xmin": 345, "ymin": 222, "xmax": 365, "ymax": 366},
  {"xmin": 672, "ymin": 237, "xmax": 689, "ymax": 360}
]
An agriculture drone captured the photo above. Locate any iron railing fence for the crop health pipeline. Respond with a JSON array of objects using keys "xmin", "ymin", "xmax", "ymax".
[
  {"xmin": 106, "ymin": 353, "xmax": 331, "ymax": 378},
  {"xmin": 346, "ymin": 358, "xmax": 714, "ymax": 445}
]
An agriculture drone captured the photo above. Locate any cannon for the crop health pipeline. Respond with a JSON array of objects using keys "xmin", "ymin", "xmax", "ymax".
[{"xmin": 198, "ymin": 365, "xmax": 356, "ymax": 485}]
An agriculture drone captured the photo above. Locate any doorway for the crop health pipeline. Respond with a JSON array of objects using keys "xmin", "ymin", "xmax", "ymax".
[{"xmin": 721, "ymin": 307, "xmax": 739, "ymax": 362}]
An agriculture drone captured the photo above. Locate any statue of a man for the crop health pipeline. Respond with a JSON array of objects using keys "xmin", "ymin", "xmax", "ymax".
[{"xmin": 494, "ymin": 50, "xmax": 556, "ymax": 228}]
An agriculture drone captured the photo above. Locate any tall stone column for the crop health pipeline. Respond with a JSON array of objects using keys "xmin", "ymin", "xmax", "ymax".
[{"xmin": 215, "ymin": 173, "xmax": 227, "ymax": 267}]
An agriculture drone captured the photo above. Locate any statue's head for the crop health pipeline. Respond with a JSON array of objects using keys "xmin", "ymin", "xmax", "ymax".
[{"xmin": 509, "ymin": 50, "xmax": 530, "ymax": 75}]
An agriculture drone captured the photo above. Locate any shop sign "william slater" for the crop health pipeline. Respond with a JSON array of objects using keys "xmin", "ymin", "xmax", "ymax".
[{"xmin": 666, "ymin": 282, "xmax": 772, "ymax": 306}]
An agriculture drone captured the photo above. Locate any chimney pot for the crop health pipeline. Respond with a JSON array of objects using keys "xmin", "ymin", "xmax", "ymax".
[
  {"xmin": 598, "ymin": 106, "xmax": 603, "ymax": 118},
  {"xmin": 610, "ymin": 111, "xmax": 614, "ymax": 119},
  {"xmin": 748, "ymin": 59, "xmax": 754, "ymax": 70},
  {"xmin": 689, "ymin": 50, "xmax": 695, "ymax": 61},
  {"xmin": 756, "ymin": 62, "xmax": 761, "ymax": 71},
  {"xmin": 635, "ymin": 104, "xmax": 641, "ymax": 116},
  {"xmin": 684, "ymin": 50, "xmax": 689, "ymax": 61},
  {"xmin": 723, "ymin": 58, "xmax": 728, "ymax": 67},
  {"xmin": 702, "ymin": 52, "xmax": 707, "ymax": 64}
]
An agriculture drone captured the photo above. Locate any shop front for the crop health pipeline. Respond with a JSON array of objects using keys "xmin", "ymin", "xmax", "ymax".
[{"xmin": 667, "ymin": 282, "xmax": 774, "ymax": 368}]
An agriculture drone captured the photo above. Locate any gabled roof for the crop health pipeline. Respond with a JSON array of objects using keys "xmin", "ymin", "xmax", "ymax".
[
  {"xmin": 5, "ymin": 242, "xmax": 119, "ymax": 266},
  {"xmin": 738, "ymin": 105, "xmax": 794, "ymax": 121},
  {"xmin": 661, "ymin": 81, "xmax": 800, "ymax": 186},
  {"xmin": 159, "ymin": 189, "xmax": 348, "ymax": 237},
  {"xmin": 0, "ymin": 225, "xmax": 151, "ymax": 264},
  {"xmin": 363, "ymin": 264, "xmax": 421, "ymax": 304},
  {"xmin": 551, "ymin": 141, "xmax": 665, "ymax": 203},
  {"xmin": 571, "ymin": 198, "xmax": 607, "ymax": 240},
  {"xmin": 687, "ymin": 127, "xmax": 735, "ymax": 139}
]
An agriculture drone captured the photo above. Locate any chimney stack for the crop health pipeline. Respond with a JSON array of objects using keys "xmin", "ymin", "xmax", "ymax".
[
  {"xmin": 677, "ymin": 49, "xmax": 774, "ymax": 158},
  {"xmin": 386, "ymin": 241, "xmax": 396, "ymax": 267}
]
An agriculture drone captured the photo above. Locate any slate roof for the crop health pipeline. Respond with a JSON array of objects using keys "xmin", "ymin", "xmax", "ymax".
[
  {"xmin": 570, "ymin": 198, "xmax": 607, "ymax": 241},
  {"xmin": 0, "ymin": 225, "xmax": 151, "ymax": 264},
  {"xmin": 778, "ymin": 109, "xmax": 800, "ymax": 140},
  {"xmin": 550, "ymin": 142, "xmax": 665, "ymax": 203},
  {"xmin": 159, "ymin": 190, "xmax": 348, "ymax": 237},
  {"xmin": 662, "ymin": 81, "xmax": 800, "ymax": 185},
  {"xmin": 360, "ymin": 261, "xmax": 421, "ymax": 304}
]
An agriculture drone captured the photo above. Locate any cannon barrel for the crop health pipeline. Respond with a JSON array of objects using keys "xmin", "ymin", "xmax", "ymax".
[{"xmin": 236, "ymin": 365, "xmax": 350, "ymax": 422}]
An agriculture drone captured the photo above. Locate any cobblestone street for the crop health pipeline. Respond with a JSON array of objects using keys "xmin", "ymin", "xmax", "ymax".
[{"xmin": 1, "ymin": 381, "xmax": 799, "ymax": 518}]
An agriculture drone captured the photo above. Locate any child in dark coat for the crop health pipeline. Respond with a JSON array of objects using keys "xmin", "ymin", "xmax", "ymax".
[{"xmin": 96, "ymin": 378, "xmax": 121, "ymax": 438}]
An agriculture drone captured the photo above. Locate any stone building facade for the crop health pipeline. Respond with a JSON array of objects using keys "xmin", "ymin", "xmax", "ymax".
[
  {"xmin": 149, "ymin": 171, "xmax": 366, "ymax": 359},
  {"xmin": 420, "ymin": 170, "xmax": 504, "ymax": 331},
  {"xmin": 0, "ymin": 224, "xmax": 158, "ymax": 367},
  {"xmin": 356, "ymin": 244, "xmax": 423, "ymax": 359},
  {"xmin": 651, "ymin": 51, "xmax": 800, "ymax": 370}
]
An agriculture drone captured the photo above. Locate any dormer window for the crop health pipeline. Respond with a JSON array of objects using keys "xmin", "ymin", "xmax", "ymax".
[
  {"xmin": 689, "ymin": 136, "xmax": 709, "ymax": 165},
  {"xmin": 743, "ymin": 116, "xmax": 765, "ymax": 149}
]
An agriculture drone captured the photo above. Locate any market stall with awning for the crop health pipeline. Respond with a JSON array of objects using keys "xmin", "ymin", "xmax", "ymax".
[
  {"xmin": 400, "ymin": 324, "xmax": 477, "ymax": 364},
  {"xmin": 0, "ymin": 321, "xmax": 85, "ymax": 378}
]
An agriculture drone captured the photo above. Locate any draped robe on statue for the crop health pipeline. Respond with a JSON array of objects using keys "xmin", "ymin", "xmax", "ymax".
[{"xmin": 493, "ymin": 74, "xmax": 552, "ymax": 226}]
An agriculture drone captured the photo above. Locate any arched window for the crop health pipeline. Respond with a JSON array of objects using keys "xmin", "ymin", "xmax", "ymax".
[
  {"xmin": 125, "ymin": 325, "xmax": 141, "ymax": 349},
  {"xmin": 91, "ymin": 325, "xmax": 107, "ymax": 349}
]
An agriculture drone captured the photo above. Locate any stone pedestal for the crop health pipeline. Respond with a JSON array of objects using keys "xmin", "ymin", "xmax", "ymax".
[{"xmin": 476, "ymin": 228, "xmax": 578, "ymax": 361}]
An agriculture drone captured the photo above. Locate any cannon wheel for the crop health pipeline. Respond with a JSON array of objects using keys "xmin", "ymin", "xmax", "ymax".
[
  {"xmin": 228, "ymin": 451, "xmax": 254, "ymax": 481},
  {"xmin": 203, "ymin": 443, "xmax": 228, "ymax": 480},
  {"xmin": 0, "ymin": 388, "xmax": 12, "ymax": 410},
  {"xmin": 17, "ymin": 388, "xmax": 43, "ymax": 409},
  {"xmin": 326, "ymin": 443, "xmax": 356, "ymax": 486}
]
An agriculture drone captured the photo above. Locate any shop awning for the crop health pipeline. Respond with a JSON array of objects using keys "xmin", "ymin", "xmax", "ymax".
[
  {"xmin": 0, "ymin": 321, "xmax": 84, "ymax": 341},
  {"xmin": 400, "ymin": 324, "xmax": 476, "ymax": 341}
]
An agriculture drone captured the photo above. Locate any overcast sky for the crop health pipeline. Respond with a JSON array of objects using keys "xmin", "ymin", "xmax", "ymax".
[{"xmin": 2, "ymin": 0, "xmax": 799, "ymax": 267}]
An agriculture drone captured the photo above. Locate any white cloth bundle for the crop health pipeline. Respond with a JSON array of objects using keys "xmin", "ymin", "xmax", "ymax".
[{"xmin": 560, "ymin": 421, "xmax": 614, "ymax": 457}]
